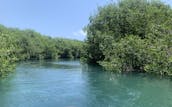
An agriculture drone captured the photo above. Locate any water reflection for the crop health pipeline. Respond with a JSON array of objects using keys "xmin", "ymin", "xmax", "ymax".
[
  {"xmin": 83, "ymin": 64, "xmax": 172, "ymax": 107},
  {"xmin": 0, "ymin": 60, "xmax": 172, "ymax": 107}
]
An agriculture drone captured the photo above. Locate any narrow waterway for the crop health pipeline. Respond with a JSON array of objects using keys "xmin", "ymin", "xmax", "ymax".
[{"xmin": 0, "ymin": 60, "xmax": 172, "ymax": 107}]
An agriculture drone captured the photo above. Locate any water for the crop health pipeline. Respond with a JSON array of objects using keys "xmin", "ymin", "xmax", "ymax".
[{"xmin": 0, "ymin": 60, "xmax": 172, "ymax": 107}]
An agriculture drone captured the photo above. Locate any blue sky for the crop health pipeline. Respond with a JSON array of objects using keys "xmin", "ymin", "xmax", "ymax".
[{"xmin": 0, "ymin": 0, "xmax": 171, "ymax": 40}]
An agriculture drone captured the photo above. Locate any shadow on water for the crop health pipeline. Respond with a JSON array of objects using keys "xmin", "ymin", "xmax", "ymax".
[
  {"xmin": 18, "ymin": 59, "xmax": 81, "ymax": 70},
  {"xmin": 82, "ymin": 64, "xmax": 172, "ymax": 107},
  {"xmin": 0, "ymin": 60, "xmax": 172, "ymax": 107}
]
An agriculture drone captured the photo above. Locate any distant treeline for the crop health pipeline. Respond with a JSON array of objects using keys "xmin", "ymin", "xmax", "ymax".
[
  {"xmin": 82, "ymin": 0, "xmax": 172, "ymax": 76},
  {"xmin": 0, "ymin": 25, "xmax": 83, "ymax": 76}
]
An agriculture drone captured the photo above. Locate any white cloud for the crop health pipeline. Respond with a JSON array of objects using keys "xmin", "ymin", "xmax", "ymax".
[{"xmin": 73, "ymin": 30, "xmax": 87, "ymax": 36}]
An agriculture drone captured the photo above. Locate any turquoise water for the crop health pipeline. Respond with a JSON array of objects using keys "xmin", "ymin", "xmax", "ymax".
[{"xmin": 0, "ymin": 60, "xmax": 172, "ymax": 107}]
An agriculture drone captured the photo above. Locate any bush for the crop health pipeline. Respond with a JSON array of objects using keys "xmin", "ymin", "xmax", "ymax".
[{"xmin": 84, "ymin": 0, "xmax": 172, "ymax": 75}]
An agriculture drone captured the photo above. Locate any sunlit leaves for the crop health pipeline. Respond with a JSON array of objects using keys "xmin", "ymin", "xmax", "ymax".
[
  {"xmin": 0, "ymin": 25, "xmax": 83, "ymax": 77},
  {"xmin": 84, "ymin": 0, "xmax": 172, "ymax": 75}
]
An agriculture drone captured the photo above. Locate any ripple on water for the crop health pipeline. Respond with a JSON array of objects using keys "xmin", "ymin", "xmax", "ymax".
[{"xmin": 0, "ymin": 60, "xmax": 172, "ymax": 107}]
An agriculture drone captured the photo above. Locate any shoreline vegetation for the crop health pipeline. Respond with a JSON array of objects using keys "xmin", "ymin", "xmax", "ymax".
[
  {"xmin": 1, "ymin": 0, "xmax": 172, "ymax": 77},
  {"xmin": 82, "ymin": 0, "xmax": 172, "ymax": 76},
  {"xmin": 0, "ymin": 25, "xmax": 83, "ymax": 77}
]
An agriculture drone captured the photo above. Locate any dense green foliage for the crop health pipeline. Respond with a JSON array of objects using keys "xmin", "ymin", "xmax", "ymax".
[
  {"xmin": 0, "ymin": 32, "xmax": 16, "ymax": 76},
  {"xmin": 83, "ymin": 0, "xmax": 172, "ymax": 75},
  {"xmin": 0, "ymin": 25, "xmax": 83, "ymax": 76}
]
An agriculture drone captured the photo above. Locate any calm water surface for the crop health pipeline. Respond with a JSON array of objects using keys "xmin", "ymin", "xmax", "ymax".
[{"xmin": 0, "ymin": 60, "xmax": 172, "ymax": 107}]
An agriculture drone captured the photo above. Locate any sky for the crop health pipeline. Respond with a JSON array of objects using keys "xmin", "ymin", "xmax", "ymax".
[{"xmin": 0, "ymin": 0, "xmax": 172, "ymax": 40}]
